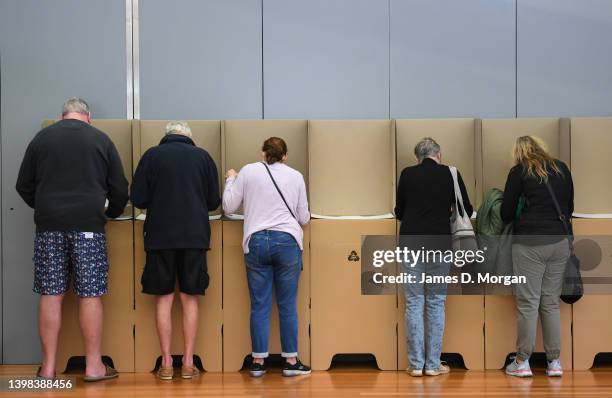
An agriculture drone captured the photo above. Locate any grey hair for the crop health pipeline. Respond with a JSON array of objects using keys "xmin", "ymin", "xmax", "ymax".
[
  {"xmin": 414, "ymin": 137, "xmax": 441, "ymax": 161},
  {"xmin": 62, "ymin": 97, "xmax": 90, "ymax": 114},
  {"xmin": 165, "ymin": 121, "xmax": 192, "ymax": 137}
]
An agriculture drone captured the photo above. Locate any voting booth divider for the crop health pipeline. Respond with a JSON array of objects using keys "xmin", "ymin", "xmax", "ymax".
[
  {"xmin": 134, "ymin": 120, "xmax": 223, "ymax": 217},
  {"xmin": 55, "ymin": 221, "xmax": 135, "ymax": 373},
  {"xmin": 307, "ymin": 120, "xmax": 397, "ymax": 370},
  {"xmin": 395, "ymin": 119, "xmax": 485, "ymax": 370},
  {"xmin": 222, "ymin": 221, "xmax": 312, "ymax": 371},
  {"xmin": 47, "ymin": 117, "xmax": 611, "ymax": 372},
  {"xmin": 571, "ymin": 219, "xmax": 612, "ymax": 370},
  {"xmin": 569, "ymin": 118, "xmax": 612, "ymax": 215},
  {"xmin": 480, "ymin": 118, "xmax": 573, "ymax": 369}
]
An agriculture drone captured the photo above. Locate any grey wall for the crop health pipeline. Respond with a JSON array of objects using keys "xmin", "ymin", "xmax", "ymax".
[
  {"xmin": 390, "ymin": 0, "xmax": 516, "ymax": 118},
  {"xmin": 1, "ymin": 0, "xmax": 612, "ymax": 364},
  {"xmin": 0, "ymin": 0, "xmax": 126, "ymax": 363},
  {"xmin": 139, "ymin": 0, "xmax": 262, "ymax": 120},
  {"xmin": 517, "ymin": 0, "xmax": 612, "ymax": 117},
  {"xmin": 263, "ymin": 0, "xmax": 390, "ymax": 119}
]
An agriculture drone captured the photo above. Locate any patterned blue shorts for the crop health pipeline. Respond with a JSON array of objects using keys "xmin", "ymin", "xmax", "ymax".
[{"xmin": 33, "ymin": 231, "xmax": 108, "ymax": 297}]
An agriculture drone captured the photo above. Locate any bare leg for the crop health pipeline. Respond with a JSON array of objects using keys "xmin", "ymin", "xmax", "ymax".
[
  {"xmin": 79, "ymin": 297, "xmax": 106, "ymax": 377},
  {"xmin": 179, "ymin": 293, "xmax": 198, "ymax": 368},
  {"xmin": 156, "ymin": 293, "xmax": 175, "ymax": 368},
  {"xmin": 39, "ymin": 294, "xmax": 65, "ymax": 377}
]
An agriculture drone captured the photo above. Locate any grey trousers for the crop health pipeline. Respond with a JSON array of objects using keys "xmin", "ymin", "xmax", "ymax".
[{"xmin": 512, "ymin": 240, "xmax": 569, "ymax": 361}]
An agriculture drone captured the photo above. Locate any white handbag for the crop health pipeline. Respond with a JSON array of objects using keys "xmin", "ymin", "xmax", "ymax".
[{"xmin": 449, "ymin": 166, "xmax": 477, "ymax": 256}]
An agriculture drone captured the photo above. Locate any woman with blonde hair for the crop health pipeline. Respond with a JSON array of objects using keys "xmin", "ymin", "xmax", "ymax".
[{"xmin": 501, "ymin": 136, "xmax": 574, "ymax": 378}]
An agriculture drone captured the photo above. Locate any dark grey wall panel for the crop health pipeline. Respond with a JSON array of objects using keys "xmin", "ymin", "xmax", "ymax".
[
  {"xmin": 390, "ymin": 0, "xmax": 516, "ymax": 118},
  {"xmin": 139, "ymin": 0, "xmax": 262, "ymax": 119},
  {"xmin": 0, "ymin": 0, "xmax": 126, "ymax": 363},
  {"xmin": 517, "ymin": 0, "xmax": 612, "ymax": 117},
  {"xmin": 263, "ymin": 0, "xmax": 389, "ymax": 119}
]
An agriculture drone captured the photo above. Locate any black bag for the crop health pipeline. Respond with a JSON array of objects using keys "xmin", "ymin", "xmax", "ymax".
[{"xmin": 544, "ymin": 182, "xmax": 583, "ymax": 304}]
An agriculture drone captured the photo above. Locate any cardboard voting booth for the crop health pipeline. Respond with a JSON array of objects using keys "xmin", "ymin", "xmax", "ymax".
[
  {"xmin": 310, "ymin": 219, "xmax": 397, "ymax": 370},
  {"xmin": 133, "ymin": 220, "xmax": 223, "ymax": 372},
  {"xmin": 569, "ymin": 118, "xmax": 612, "ymax": 215},
  {"xmin": 308, "ymin": 120, "xmax": 395, "ymax": 217},
  {"xmin": 55, "ymin": 221, "xmax": 135, "ymax": 373},
  {"xmin": 395, "ymin": 118, "xmax": 479, "ymax": 206},
  {"xmin": 480, "ymin": 118, "xmax": 568, "ymax": 194},
  {"xmin": 222, "ymin": 221, "xmax": 311, "ymax": 371},
  {"xmin": 572, "ymin": 219, "xmax": 612, "ymax": 369},
  {"xmin": 135, "ymin": 120, "xmax": 223, "ymax": 216},
  {"xmin": 395, "ymin": 119, "xmax": 484, "ymax": 369},
  {"xmin": 483, "ymin": 295, "xmax": 572, "ymax": 369},
  {"xmin": 42, "ymin": 119, "xmax": 135, "ymax": 219},
  {"xmin": 222, "ymin": 120, "xmax": 309, "ymax": 181}
]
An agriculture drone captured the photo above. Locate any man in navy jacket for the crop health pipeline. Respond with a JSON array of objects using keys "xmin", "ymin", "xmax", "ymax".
[{"xmin": 131, "ymin": 121, "xmax": 220, "ymax": 379}]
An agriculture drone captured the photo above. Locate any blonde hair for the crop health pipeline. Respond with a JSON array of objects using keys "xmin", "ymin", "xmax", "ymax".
[{"xmin": 512, "ymin": 136, "xmax": 561, "ymax": 182}]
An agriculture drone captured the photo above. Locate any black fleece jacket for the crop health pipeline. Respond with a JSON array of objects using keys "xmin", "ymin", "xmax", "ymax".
[
  {"xmin": 501, "ymin": 160, "xmax": 574, "ymax": 240},
  {"xmin": 131, "ymin": 134, "xmax": 221, "ymax": 250},
  {"xmin": 16, "ymin": 119, "xmax": 129, "ymax": 232}
]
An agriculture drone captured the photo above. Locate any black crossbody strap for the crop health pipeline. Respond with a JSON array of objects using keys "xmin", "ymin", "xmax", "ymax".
[
  {"xmin": 261, "ymin": 162, "xmax": 296, "ymax": 219},
  {"xmin": 544, "ymin": 180, "xmax": 574, "ymax": 252}
]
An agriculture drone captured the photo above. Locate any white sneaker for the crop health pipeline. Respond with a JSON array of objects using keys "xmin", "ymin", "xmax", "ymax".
[
  {"xmin": 425, "ymin": 363, "xmax": 450, "ymax": 376},
  {"xmin": 406, "ymin": 368, "xmax": 423, "ymax": 377},
  {"xmin": 505, "ymin": 358, "xmax": 533, "ymax": 377},
  {"xmin": 547, "ymin": 359, "xmax": 563, "ymax": 377}
]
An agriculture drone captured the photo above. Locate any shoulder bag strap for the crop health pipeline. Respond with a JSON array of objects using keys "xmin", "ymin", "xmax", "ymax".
[
  {"xmin": 449, "ymin": 166, "xmax": 467, "ymax": 217},
  {"xmin": 261, "ymin": 162, "xmax": 296, "ymax": 219},
  {"xmin": 544, "ymin": 180, "xmax": 574, "ymax": 252}
]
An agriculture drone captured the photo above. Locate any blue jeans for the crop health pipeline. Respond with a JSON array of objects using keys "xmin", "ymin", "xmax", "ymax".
[
  {"xmin": 403, "ymin": 260, "xmax": 450, "ymax": 371},
  {"xmin": 245, "ymin": 230, "xmax": 302, "ymax": 359}
]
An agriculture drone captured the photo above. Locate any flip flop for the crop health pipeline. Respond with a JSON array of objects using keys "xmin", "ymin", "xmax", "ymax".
[
  {"xmin": 83, "ymin": 364, "xmax": 119, "ymax": 382},
  {"xmin": 36, "ymin": 366, "xmax": 56, "ymax": 380}
]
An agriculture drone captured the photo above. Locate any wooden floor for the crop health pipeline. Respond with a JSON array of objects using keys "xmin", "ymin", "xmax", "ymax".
[{"xmin": 2, "ymin": 365, "xmax": 612, "ymax": 397}]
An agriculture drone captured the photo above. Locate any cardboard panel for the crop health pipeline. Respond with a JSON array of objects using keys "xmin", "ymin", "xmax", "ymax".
[
  {"xmin": 55, "ymin": 221, "xmax": 135, "ymax": 373},
  {"xmin": 136, "ymin": 120, "xmax": 222, "ymax": 215},
  {"xmin": 222, "ymin": 120, "xmax": 309, "ymax": 206},
  {"xmin": 133, "ymin": 220, "xmax": 223, "ymax": 372},
  {"xmin": 481, "ymin": 118, "xmax": 561, "ymax": 193},
  {"xmin": 395, "ymin": 119, "xmax": 478, "ymax": 207},
  {"xmin": 570, "ymin": 118, "xmax": 612, "ymax": 214},
  {"xmin": 42, "ymin": 119, "xmax": 134, "ymax": 218},
  {"xmin": 572, "ymin": 219, "xmax": 612, "ymax": 369},
  {"xmin": 309, "ymin": 120, "xmax": 394, "ymax": 216},
  {"xmin": 484, "ymin": 295, "xmax": 572, "ymax": 369},
  {"xmin": 310, "ymin": 219, "xmax": 397, "ymax": 370},
  {"xmin": 222, "ymin": 221, "xmax": 311, "ymax": 371},
  {"xmin": 398, "ymin": 295, "xmax": 485, "ymax": 370}
]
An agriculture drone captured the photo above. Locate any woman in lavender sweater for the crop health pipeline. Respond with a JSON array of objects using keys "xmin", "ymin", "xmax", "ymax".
[{"xmin": 223, "ymin": 137, "xmax": 310, "ymax": 377}]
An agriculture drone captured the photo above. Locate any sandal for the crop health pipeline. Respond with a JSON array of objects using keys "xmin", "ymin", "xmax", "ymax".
[
  {"xmin": 36, "ymin": 366, "xmax": 56, "ymax": 380},
  {"xmin": 83, "ymin": 364, "xmax": 119, "ymax": 382}
]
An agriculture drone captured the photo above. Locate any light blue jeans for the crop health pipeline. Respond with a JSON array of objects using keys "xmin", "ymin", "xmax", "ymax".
[
  {"xmin": 245, "ymin": 230, "xmax": 302, "ymax": 359},
  {"xmin": 403, "ymin": 260, "xmax": 451, "ymax": 371}
]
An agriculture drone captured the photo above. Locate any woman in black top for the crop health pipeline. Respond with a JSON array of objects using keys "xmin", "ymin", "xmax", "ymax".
[
  {"xmin": 501, "ymin": 136, "xmax": 573, "ymax": 378},
  {"xmin": 395, "ymin": 137, "xmax": 473, "ymax": 377}
]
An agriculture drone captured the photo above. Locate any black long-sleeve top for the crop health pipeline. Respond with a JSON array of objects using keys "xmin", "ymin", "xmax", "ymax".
[
  {"xmin": 16, "ymin": 119, "xmax": 129, "ymax": 232},
  {"xmin": 131, "ymin": 134, "xmax": 221, "ymax": 250},
  {"xmin": 396, "ymin": 158, "xmax": 473, "ymax": 236},
  {"xmin": 501, "ymin": 159, "xmax": 574, "ymax": 240}
]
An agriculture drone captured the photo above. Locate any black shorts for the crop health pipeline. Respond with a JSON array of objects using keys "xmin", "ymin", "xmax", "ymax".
[{"xmin": 141, "ymin": 249, "xmax": 209, "ymax": 295}]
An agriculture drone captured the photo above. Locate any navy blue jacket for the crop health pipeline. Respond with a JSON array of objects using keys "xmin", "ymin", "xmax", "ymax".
[{"xmin": 131, "ymin": 134, "xmax": 221, "ymax": 250}]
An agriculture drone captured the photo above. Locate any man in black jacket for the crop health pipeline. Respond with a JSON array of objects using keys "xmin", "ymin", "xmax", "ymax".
[
  {"xmin": 131, "ymin": 121, "xmax": 220, "ymax": 380},
  {"xmin": 16, "ymin": 97, "xmax": 128, "ymax": 381}
]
